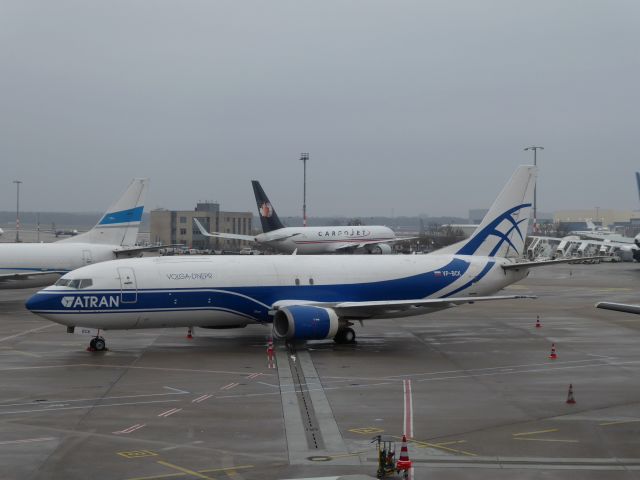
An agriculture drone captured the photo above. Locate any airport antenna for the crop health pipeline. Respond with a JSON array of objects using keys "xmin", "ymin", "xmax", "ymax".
[
  {"xmin": 13, "ymin": 180, "xmax": 22, "ymax": 243},
  {"xmin": 300, "ymin": 152, "xmax": 309, "ymax": 227},
  {"xmin": 524, "ymin": 146, "xmax": 544, "ymax": 231}
]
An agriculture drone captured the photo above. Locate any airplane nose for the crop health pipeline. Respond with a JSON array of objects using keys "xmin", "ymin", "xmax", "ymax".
[{"xmin": 25, "ymin": 292, "xmax": 50, "ymax": 312}]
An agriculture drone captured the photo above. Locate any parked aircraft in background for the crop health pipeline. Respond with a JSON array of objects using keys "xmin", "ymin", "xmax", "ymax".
[
  {"xmin": 0, "ymin": 178, "xmax": 152, "ymax": 288},
  {"xmin": 27, "ymin": 165, "xmax": 597, "ymax": 351},
  {"xmin": 528, "ymin": 172, "xmax": 640, "ymax": 262},
  {"xmin": 194, "ymin": 180, "xmax": 412, "ymax": 254}
]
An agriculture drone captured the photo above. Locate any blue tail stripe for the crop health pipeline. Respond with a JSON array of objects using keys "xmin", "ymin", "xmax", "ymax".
[
  {"xmin": 456, "ymin": 204, "xmax": 531, "ymax": 256},
  {"xmin": 98, "ymin": 206, "xmax": 144, "ymax": 225}
]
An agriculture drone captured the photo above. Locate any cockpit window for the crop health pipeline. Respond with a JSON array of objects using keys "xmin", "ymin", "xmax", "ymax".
[{"xmin": 55, "ymin": 278, "xmax": 93, "ymax": 289}]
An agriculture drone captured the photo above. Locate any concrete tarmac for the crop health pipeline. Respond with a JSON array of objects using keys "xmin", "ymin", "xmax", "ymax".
[{"xmin": 0, "ymin": 263, "xmax": 639, "ymax": 479}]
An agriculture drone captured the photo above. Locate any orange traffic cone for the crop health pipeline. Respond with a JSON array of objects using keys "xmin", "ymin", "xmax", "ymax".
[
  {"xmin": 549, "ymin": 343, "xmax": 557, "ymax": 359},
  {"xmin": 566, "ymin": 384, "xmax": 576, "ymax": 404},
  {"xmin": 535, "ymin": 316, "xmax": 542, "ymax": 328},
  {"xmin": 186, "ymin": 327, "xmax": 193, "ymax": 340},
  {"xmin": 396, "ymin": 434, "xmax": 412, "ymax": 472}
]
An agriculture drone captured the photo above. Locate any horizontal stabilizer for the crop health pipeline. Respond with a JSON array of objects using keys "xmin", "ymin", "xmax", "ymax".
[{"xmin": 502, "ymin": 256, "xmax": 606, "ymax": 270}]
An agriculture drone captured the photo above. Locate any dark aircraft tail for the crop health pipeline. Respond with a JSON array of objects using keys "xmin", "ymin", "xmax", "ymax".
[{"xmin": 252, "ymin": 181, "xmax": 285, "ymax": 233}]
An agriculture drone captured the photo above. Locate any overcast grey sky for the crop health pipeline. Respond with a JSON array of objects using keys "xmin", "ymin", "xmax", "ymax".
[{"xmin": 1, "ymin": 1, "xmax": 638, "ymax": 218}]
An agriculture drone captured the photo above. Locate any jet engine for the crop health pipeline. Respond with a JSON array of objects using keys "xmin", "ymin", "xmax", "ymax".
[
  {"xmin": 365, "ymin": 243, "xmax": 393, "ymax": 254},
  {"xmin": 272, "ymin": 305, "xmax": 339, "ymax": 340}
]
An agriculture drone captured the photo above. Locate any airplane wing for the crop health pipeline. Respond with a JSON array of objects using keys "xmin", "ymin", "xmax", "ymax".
[
  {"xmin": 262, "ymin": 233, "xmax": 302, "ymax": 242},
  {"xmin": 596, "ymin": 302, "xmax": 640, "ymax": 315},
  {"xmin": 273, "ymin": 294, "xmax": 535, "ymax": 319},
  {"xmin": 193, "ymin": 218, "xmax": 256, "ymax": 242},
  {"xmin": 333, "ymin": 238, "xmax": 417, "ymax": 250},
  {"xmin": 114, "ymin": 244, "xmax": 182, "ymax": 257},
  {"xmin": 0, "ymin": 271, "xmax": 65, "ymax": 282},
  {"xmin": 502, "ymin": 256, "xmax": 606, "ymax": 270}
]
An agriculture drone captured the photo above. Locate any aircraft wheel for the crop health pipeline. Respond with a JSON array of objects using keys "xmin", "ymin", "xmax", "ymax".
[
  {"xmin": 88, "ymin": 338, "xmax": 96, "ymax": 350},
  {"xmin": 333, "ymin": 330, "xmax": 346, "ymax": 344},
  {"xmin": 343, "ymin": 327, "xmax": 356, "ymax": 344},
  {"xmin": 93, "ymin": 337, "xmax": 106, "ymax": 351}
]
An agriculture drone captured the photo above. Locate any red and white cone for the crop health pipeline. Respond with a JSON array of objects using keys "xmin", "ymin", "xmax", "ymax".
[
  {"xmin": 267, "ymin": 337, "xmax": 275, "ymax": 369},
  {"xmin": 396, "ymin": 434, "xmax": 412, "ymax": 472},
  {"xmin": 535, "ymin": 316, "xmax": 542, "ymax": 328},
  {"xmin": 566, "ymin": 384, "xmax": 576, "ymax": 404},
  {"xmin": 549, "ymin": 343, "xmax": 557, "ymax": 359},
  {"xmin": 186, "ymin": 327, "xmax": 193, "ymax": 340}
]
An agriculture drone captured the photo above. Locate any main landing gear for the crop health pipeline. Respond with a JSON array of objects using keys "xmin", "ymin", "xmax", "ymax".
[
  {"xmin": 334, "ymin": 327, "xmax": 356, "ymax": 344},
  {"xmin": 87, "ymin": 336, "xmax": 107, "ymax": 352}
]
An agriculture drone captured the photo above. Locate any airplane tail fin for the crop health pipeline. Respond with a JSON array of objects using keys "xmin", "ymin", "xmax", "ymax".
[
  {"xmin": 252, "ymin": 180, "xmax": 285, "ymax": 233},
  {"xmin": 636, "ymin": 172, "xmax": 640, "ymax": 203},
  {"xmin": 436, "ymin": 165, "xmax": 537, "ymax": 258},
  {"xmin": 59, "ymin": 178, "xmax": 148, "ymax": 246}
]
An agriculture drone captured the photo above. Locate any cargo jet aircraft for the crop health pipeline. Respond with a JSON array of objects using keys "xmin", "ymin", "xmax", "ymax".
[
  {"xmin": 194, "ymin": 180, "xmax": 410, "ymax": 254},
  {"xmin": 27, "ymin": 165, "xmax": 589, "ymax": 351},
  {"xmin": 0, "ymin": 179, "xmax": 150, "ymax": 288}
]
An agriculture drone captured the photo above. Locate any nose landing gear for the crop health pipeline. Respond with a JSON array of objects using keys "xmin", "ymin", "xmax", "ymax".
[{"xmin": 87, "ymin": 335, "xmax": 107, "ymax": 352}]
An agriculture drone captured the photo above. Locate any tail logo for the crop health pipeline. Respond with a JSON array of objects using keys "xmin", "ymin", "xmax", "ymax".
[
  {"xmin": 456, "ymin": 203, "xmax": 531, "ymax": 256},
  {"xmin": 259, "ymin": 202, "xmax": 273, "ymax": 218}
]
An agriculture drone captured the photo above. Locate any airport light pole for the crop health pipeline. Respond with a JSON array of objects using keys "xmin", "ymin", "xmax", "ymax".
[
  {"xmin": 13, "ymin": 180, "xmax": 22, "ymax": 242},
  {"xmin": 524, "ymin": 146, "xmax": 543, "ymax": 231},
  {"xmin": 300, "ymin": 153, "xmax": 309, "ymax": 227}
]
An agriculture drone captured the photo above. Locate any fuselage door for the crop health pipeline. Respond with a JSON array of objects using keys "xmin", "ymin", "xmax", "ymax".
[
  {"xmin": 82, "ymin": 249, "xmax": 93, "ymax": 265},
  {"xmin": 118, "ymin": 267, "xmax": 138, "ymax": 303}
]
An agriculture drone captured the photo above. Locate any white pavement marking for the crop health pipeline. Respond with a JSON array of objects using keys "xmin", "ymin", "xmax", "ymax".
[
  {"xmin": 220, "ymin": 382, "xmax": 239, "ymax": 390},
  {"xmin": 158, "ymin": 408, "xmax": 182, "ymax": 417},
  {"xmin": 0, "ymin": 324, "xmax": 55, "ymax": 343},
  {"xmin": 113, "ymin": 423, "xmax": 145, "ymax": 434},
  {"xmin": 246, "ymin": 372, "xmax": 263, "ymax": 379},
  {"xmin": 163, "ymin": 386, "xmax": 190, "ymax": 394},
  {"xmin": 0, "ymin": 389, "xmax": 190, "ymax": 408},
  {"xmin": 192, "ymin": 394, "xmax": 213, "ymax": 403},
  {"xmin": 0, "ymin": 437, "xmax": 56, "ymax": 445},
  {"xmin": 0, "ymin": 399, "xmax": 181, "ymax": 416}
]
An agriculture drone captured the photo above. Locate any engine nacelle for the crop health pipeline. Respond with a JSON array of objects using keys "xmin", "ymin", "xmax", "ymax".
[
  {"xmin": 366, "ymin": 243, "xmax": 393, "ymax": 254},
  {"xmin": 273, "ymin": 305, "xmax": 339, "ymax": 340}
]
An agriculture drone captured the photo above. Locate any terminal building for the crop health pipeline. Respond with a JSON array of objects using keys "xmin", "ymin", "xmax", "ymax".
[{"xmin": 150, "ymin": 202, "xmax": 253, "ymax": 251}]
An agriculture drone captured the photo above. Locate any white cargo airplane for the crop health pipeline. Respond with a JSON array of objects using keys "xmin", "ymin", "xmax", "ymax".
[
  {"xmin": 194, "ymin": 180, "xmax": 409, "ymax": 254},
  {"xmin": 27, "ymin": 165, "xmax": 590, "ymax": 351},
  {"xmin": 0, "ymin": 178, "xmax": 150, "ymax": 288}
]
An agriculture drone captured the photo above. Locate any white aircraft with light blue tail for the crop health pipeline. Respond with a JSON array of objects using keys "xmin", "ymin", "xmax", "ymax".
[
  {"xmin": 0, "ymin": 178, "xmax": 149, "ymax": 288},
  {"xmin": 26, "ymin": 165, "xmax": 585, "ymax": 350}
]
